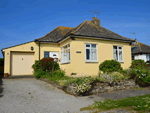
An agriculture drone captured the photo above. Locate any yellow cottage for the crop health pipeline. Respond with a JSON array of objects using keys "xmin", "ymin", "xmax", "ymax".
[{"xmin": 1, "ymin": 17, "xmax": 135, "ymax": 77}]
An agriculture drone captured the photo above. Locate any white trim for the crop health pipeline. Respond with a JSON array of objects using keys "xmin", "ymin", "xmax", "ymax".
[
  {"xmin": 61, "ymin": 44, "xmax": 70, "ymax": 64},
  {"xmin": 113, "ymin": 45, "xmax": 123, "ymax": 62},
  {"xmin": 85, "ymin": 43, "xmax": 98, "ymax": 62},
  {"xmin": 73, "ymin": 36, "xmax": 132, "ymax": 43}
]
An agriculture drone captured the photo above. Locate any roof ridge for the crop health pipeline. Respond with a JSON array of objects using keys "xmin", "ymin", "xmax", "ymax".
[
  {"xmin": 71, "ymin": 20, "xmax": 88, "ymax": 34},
  {"xmin": 35, "ymin": 26, "xmax": 60, "ymax": 41},
  {"xmin": 59, "ymin": 26, "xmax": 74, "ymax": 28}
]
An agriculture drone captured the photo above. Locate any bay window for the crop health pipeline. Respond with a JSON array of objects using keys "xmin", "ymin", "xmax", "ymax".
[
  {"xmin": 85, "ymin": 44, "xmax": 97, "ymax": 62},
  {"xmin": 113, "ymin": 46, "xmax": 123, "ymax": 62},
  {"xmin": 61, "ymin": 44, "xmax": 70, "ymax": 63}
]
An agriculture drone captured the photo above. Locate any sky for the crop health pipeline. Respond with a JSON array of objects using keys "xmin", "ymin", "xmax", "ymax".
[{"xmin": 0, "ymin": 0, "xmax": 150, "ymax": 58}]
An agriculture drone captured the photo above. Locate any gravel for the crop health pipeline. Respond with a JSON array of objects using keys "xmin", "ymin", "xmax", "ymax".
[
  {"xmin": 1, "ymin": 78, "xmax": 150, "ymax": 113},
  {"xmin": 0, "ymin": 78, "xmax": 94, "ymax": 113}
]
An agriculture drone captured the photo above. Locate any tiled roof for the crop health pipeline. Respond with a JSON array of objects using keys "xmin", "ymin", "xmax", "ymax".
[
  {"xmin": 35, "ymin": 19, "xmax": 133, "ymax": 43},
  {"xmin": 132, "ymin": 44, "xmax": 150, "ymax": 54},
  {"xmin": 35, "ymin": 26, "xmax": 73, "ymax": 42}
]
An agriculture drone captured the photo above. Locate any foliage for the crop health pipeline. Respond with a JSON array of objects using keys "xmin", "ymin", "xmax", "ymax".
[
  {"xmin": 40, "ymin": 57, "xmax": 55, "ymax": 72},
  {"xmin": 34, "ymin": 68, "xmax": 46, "ymax": 79},
  {"xmin": 134, "ymin": 69, "xmax": 150, "ymax": 84},
  {"xmin": 127, "ymin": 69, "xmax": 137, "ymax": 79},
  {"xmin": 63, "ymin": 76, "xmax": 95, "ymax": 93},
  {"xmin": 40, "ymin": 57, "xmax": 60, "ymax": 75},
  {"xmin": 32, "ymin": 58, "xmax": 60, "ymax": 77},
  {"xmin": 99, "ymin": 60, "xmax": 122, "ymax": 73},
  {"xmin": 0, "ymin": 58, "xmax": 4, "ymax": 61},
  {"xmin": 131, "ymin": 59, "xmax": 147, "ymax": 70},
  {"xmin": 97, "ymin": 72, "xmax": 128, "ymax": 84},
  {"xmin": 52, "ymin": 70, "xmax": 65, "ymax": 78},
  {"xmin": 81, "ymin": 94, "xmax": 150, "ymax": 112},
  {"xmin": 32, "ymin": 60, "xmax": 41, "ymax": 71}
]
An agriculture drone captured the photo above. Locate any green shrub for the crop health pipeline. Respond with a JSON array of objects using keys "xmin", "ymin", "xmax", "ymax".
[
  {"xmin": 97, "ymin": 72, "xmax": 127, "ymax": 84},
  {"xmin": 128, "ymin": 69, "xmax": 137, "ymax": 79},
  {"xmin": 34, "ymin": 68, "xmax": 46, "ymax": 79},
  {"xmin": 135, "ymin": 69, "xmax": 150, "ymax": 84},
  {"xmin": 32, "ymin": 60, "xmax": 41, "ymax": 71},
  {"xmin": 131, "ymin": 60, "xmax": 147, "ymax": 70},
  {"xmin": 52, "ymin": 70, "xmax": 65, "ymax": 77},
  {"xmin": 53, "ymin": 62, "xmax": 60, "ymax": 71},
  {"xmin": 99, "ymin": 60, "xmax": 122, "ymax": 73}
]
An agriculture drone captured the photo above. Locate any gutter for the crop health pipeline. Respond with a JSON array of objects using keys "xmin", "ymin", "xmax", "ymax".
[{"xmin": 39, "ymin": 41, "xmax": 41, "ymax": 60}]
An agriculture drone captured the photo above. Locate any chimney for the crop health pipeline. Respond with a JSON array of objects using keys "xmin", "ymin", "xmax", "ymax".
[{"xmin": 91, "ymin": 17, "xmax": 100, "ymax": 27}]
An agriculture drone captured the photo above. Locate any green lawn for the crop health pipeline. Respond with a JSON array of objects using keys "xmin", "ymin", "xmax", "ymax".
[{"xmin": 80, "ymin": 94, "xmax": 150, "ymax": 113}]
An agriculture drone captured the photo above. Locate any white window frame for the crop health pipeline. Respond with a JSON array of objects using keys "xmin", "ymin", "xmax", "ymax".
[
  {"xmin": 113, "ymin": 45, "xmax": 123, "ymax": 62},
  {"xmin": 85, "ymin": 43, "xmax": 98, "ymax": 62},
  {"xmin": 146, "ymin": 54, "xmax": 150, "ymax": 61},
  {"xmin": 61, "ymin": 44, "xmax": 70, "ymax": 64}
]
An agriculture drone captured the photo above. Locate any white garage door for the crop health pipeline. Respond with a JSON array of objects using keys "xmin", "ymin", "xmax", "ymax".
[{"xmin": 11, "ymin": 52, "xmax": 34, "ymax": 76}]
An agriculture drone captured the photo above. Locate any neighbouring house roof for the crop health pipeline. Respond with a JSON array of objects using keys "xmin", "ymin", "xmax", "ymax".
[
  {"xmin": 132, "ymin": 43, "xmax": 150, "ymax": 54},
  {"xmin": 35, "ymin": 18, "xmax": 134, "ymax": 43}
]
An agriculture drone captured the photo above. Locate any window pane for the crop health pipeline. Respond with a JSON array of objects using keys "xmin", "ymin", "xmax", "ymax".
[
  {"xmin": 146, "ymin": 55, "xmax": 150, "ymax": 61},
  {"xmin": 91, "ymin": 49, "xmax": 97, "ymax": 60},
  {"xmin": 91, "ymin": 44, "xmax": 96, "ymax": 48},
  {"xmin": 86, "ymin": 49, "xmax": 90, "ymax": 60},
  {"xmin": 86, "ymin": 44, "xmax": 90, "ymax": 47},
  {"xmin": 119, "ymin": 50, "xmax": 123, "ymax": 61},
  {"xmin": 44, "ymin": 52, "xmax": 49, "ymax": 58},
  {"xmin": 119, "ymin": 47, "xmax": 122, "ymax": 49},
  {"xmin": 113, "ymin": 46, "xmax": 117, "ymax": 50}
]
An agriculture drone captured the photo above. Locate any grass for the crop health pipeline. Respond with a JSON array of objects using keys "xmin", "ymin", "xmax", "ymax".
[{"xmin": 80, "ymin": 94, "xmax": 150, "ymax": 113}]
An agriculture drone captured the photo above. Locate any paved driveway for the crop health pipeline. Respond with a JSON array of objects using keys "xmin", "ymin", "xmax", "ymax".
[{"xmin": 0, "ymin": 78, "xmax": 94, "ymax": 113}]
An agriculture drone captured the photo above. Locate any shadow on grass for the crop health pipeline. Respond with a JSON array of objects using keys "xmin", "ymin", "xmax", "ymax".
[{"xmin": 0, "ymin": 74, "xmax": 4, "ymax": 97}]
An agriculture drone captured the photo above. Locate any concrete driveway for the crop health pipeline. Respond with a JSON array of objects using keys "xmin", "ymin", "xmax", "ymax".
[{"xmin": 0, "ymin": 77, "xmax": 94, "ymax": 113}]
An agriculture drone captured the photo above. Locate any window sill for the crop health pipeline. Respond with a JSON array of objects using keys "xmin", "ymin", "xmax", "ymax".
[
  {"xmin": 85, "ymin": 61, "xmax": 98, "ymax": 63},
  {"xmin": 61, "ymin": 62, "xmax": 70, "ymax": 64}
]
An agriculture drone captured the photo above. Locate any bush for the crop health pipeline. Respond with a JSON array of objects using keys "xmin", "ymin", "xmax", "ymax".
[
  {"xmin": 63, "ymin": 76, "xmax": 95, "ymax": 93},
  {"xmin": 135, "ymin": 69, "xmax": 150, "ymax": 85},
  {"xmin": 99, "ymin": 60, "xmax": 122, "ymax": 73},
  {"xmin": 34, "ymin": 68, "xmax": 46, "ymax": 79},
  {"xmin": 52, "ymin": 70, "xmax": 65, "ymax": 77},
  {"xmin": 32, "ymin": 60, "xmax": 41, "ymax": 71},
  {"xmin": 131, "ymin": 60, "xmax": 147, "ymax": 70},
  {"xmin": 40, "ymin": 57, "xmax": 60, "ymax": 74},
  {"xmin": 97, "ymin": 72, "xmax": 127, "ymax": 84}
]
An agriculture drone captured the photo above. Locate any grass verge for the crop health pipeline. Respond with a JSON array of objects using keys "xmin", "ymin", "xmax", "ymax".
[{"xmin": 80, "ymin": 94, "xmax": 150, "ymax": 113}]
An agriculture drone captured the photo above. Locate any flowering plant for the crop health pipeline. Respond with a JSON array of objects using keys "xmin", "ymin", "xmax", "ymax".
[
  {"xmin": 135, "ymin": 69, "xmax": 150, "ymax": 83},
  {"xmin": 98, "ymin": 72, "xmax": 127, "ymax": 84}
]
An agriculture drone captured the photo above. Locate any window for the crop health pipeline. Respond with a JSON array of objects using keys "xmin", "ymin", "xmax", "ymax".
[
  {"xmin": 113, "ymin": 46, "xmax": 123, "ymax": 62},
  {"xmin": 44, "ymin": 52, "xmax": 49, "ymax": 58},
  {"xmin": 85, "ymin": 44, "xmax": 97, "ymax": 62},
  {"xmin": 146, "ymin": 55, "xmax": 150, "ymax": 61},
  {"xmin": 61, "ymin": 44, "xmax": 70, "ymax": 63}
]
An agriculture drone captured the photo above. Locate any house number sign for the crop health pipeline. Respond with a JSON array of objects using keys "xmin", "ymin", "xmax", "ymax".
[{"xmin": 76, "ymin": 51, "xmax": 81, "ymax": 53}]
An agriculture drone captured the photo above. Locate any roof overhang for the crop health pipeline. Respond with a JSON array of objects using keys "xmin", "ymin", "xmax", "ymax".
[{"xmin": 35, "ymin": 34, "xmax": 134, "ymax": 45}]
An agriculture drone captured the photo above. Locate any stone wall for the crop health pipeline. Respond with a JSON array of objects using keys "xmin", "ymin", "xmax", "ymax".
[{"xmin": 65, "ymin": 80, "xmax": 139, "ymax": 96}]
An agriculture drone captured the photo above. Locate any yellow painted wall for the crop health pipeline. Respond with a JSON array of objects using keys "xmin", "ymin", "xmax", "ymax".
[
  {"xmin": 3, "ymin": 37, "xmax": 132, "ymax": 77},
  {"xmin": 63, "ymin": 37, "xmax": 132, "ymax": 77},
  {"xmin": 3, "ymin": 41, "xmax": 39, "ymax": 75}
]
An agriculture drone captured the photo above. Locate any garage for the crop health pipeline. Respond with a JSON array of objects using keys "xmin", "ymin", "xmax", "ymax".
[{"xmin": 11, "ymin": 52, "xmax": 34, "ymax": 76}]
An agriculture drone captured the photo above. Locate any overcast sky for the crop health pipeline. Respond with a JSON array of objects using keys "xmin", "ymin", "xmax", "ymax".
[{"xmin": 0, "ymin": 0, "xmax": 150, "ymax": 58}]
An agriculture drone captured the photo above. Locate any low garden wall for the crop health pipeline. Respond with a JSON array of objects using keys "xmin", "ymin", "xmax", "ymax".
[
  {"xmin": 39, "ymin": 78, "xmax": 140, "ymax": 96},
  {"xmin": 66, "ymin": 80, "xmax": 140, "ymax": 96}
]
